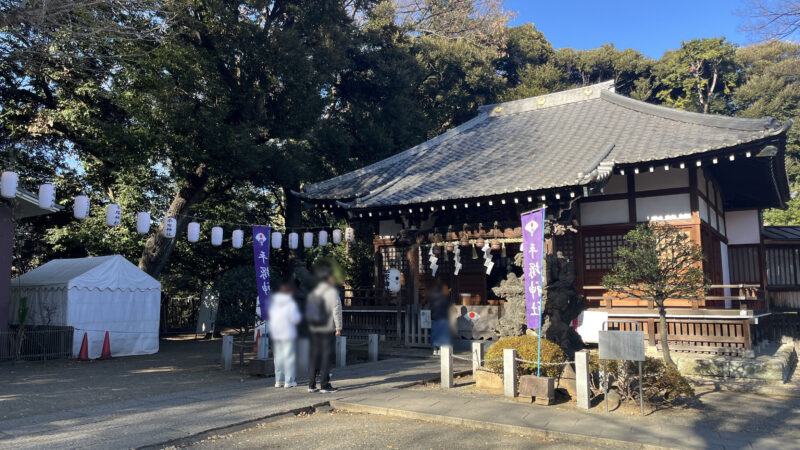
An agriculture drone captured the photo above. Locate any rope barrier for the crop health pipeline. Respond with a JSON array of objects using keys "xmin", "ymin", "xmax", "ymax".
[
  {"xmin": 451, "ymin": 354, "xmax": 472, "ymax": 361},
  {"xmin": 514, "ymin": 357, "xmax": 574, "ymax": 366}
]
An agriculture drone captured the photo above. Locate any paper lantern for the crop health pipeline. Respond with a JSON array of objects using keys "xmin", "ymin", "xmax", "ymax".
[
  {"xmin": 187, "ymin": 222, "xmax": 200, "ymax": 242},
  {"xmin": 271, "ymin": 231, "xmax": 282, "ymax": 249},
  {"xmin": 163, "ymin": 217, "xmax": 177, "ymax": 238},
  {"xmin": 332, "ymin": 229, "xmax": 342, "ymax": 244},
  {"xmin": 105, "ymin": 203, "xmax": 121, "ymax": 227},
  {"xmin": 211, "ymin": 226, "xmax": 223, "ymax": 246},
  {"xmin": 318, "ymin": 230, "xmax": 328, "ymax": 246},
  {"xmin": 73, "ymin": 195, "xmax": 90, "ymax": 220},
  {"xmin": 38, "ymin": 183, "xmax": 55, "ymax": 209},
  {"xmin": 136, "ymin": 212, "xmax": 151, "ymax": 234},
  {"xmin": 303, "ymin": 232, "xmax": 313, "ymax": 248},
  {"xmin": 345, "ymin": 227, "xmax": 355, "ymax": 243},
  {"xmin": 232, "ymin": 229, "xmax": 244, "ymax": 248},
  {"xmin": 288, "ymin": 232, "xmax": 298, "ymax": 249},
  {"xmin": 1, "ymin": 171, "xmax": 18, "ymax": 198}
]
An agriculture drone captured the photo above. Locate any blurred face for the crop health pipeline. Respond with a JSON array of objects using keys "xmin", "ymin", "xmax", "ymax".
[{"xmin": 279, "ymin": 284, "xmax": 293, "ymax": 295}]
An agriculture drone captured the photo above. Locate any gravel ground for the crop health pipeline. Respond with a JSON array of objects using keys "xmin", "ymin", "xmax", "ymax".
[{"xmin": 175, "ymin": 409, "xmax": 604, "ymax": 449}]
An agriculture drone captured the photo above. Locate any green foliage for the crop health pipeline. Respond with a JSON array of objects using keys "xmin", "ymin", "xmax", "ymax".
[
  {"xmin": 214, "ymin": 266, "xmax": 259, "ymax": 335},
  {"xmin": 603, "ymin": 223, "xmax": 708, "ymax": 307},
  {"xmin": 485, "ymin": 335, "xmax": 566, "ymax": 378},
  {"xmin": 655, "ymin": 38, "xmax": 739, "ymax": 114}
]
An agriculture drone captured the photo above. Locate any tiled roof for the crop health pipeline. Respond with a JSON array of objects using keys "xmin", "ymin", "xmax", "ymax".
[
  {"xmin": 300, "ymin": 81, "xmax": 790, "ymax": 209},
  {"xmin": 763, "ymin": 226, "xmax": 800, "ymax": 241}
]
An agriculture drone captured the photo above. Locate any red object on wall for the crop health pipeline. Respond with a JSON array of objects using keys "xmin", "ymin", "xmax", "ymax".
[
  {"xmin": 100, "ymin": 331, "xmax": 112, "ymax": 360},
  {"xmin": 78, "ymin": 332, "xmax": 89, "ymax": 361}
]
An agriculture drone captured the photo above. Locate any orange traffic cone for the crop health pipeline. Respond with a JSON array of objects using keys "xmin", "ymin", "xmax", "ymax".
[
  {"xmin": 78, "ymin": 332, "xmax": 89, "ymax": 361},
  {"xmin": 100, "ymin": 331, "xmax": 112, "ymax": 360},
  {"xmin": 253, "ymin": 329, "xmax": 261, "ymax": 352}
]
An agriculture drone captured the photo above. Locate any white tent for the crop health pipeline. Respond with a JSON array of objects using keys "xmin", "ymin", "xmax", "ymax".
[{"xmin": 10, "ymin": 255, "xmax": 161, "ymax": 358}]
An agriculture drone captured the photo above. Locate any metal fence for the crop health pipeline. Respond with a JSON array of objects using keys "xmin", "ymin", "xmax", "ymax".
[{"xmin": 0, "ymin": 325, "xmax": 74, "ymax": 362}]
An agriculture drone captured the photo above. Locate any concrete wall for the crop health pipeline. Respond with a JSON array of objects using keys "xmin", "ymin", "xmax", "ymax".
[{"xmin": 0, "ymin": 203, "xmax": 12, "ymax": 331}]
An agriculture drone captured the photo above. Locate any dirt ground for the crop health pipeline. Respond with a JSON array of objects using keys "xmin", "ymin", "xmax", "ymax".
[{"xmin": 173, "ymin": 408, "xmax": 606, "ymax": 450}]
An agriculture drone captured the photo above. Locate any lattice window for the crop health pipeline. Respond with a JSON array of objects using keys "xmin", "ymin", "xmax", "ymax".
[
  {"xmin": 583, "ymin": 234, "xmax": 625, "ymax": 270},
  {"xmin": 379, "ymin": 246, "xmax": 408, "ymax": 273}
]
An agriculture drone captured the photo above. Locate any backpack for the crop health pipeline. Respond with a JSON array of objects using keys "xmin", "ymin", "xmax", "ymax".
[{"xmin": 305, "ymin": 288, "xmax": 329, "ymax": 327}]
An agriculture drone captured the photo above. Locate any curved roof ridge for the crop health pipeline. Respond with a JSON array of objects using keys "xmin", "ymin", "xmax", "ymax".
[
  {"xmin": 478, "ymin": 80, "xmax": 615, "ymax": 116},
  {"xmin": 300, "ymin": 111, "xmax": 491, "ymax": 198},
  {"xmin": 600, "ymin": 89, "xmax": 781, "ymax": 131}
]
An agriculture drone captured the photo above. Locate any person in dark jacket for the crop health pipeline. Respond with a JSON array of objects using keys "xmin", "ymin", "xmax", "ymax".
[{"xmin": 428, "ymin": 280, "xmax": 451, "ymax": 356}]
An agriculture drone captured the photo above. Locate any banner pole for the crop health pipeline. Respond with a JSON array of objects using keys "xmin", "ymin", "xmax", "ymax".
[{"xmin": 537, "ymin": 207, "xmax": 544, "ymax": 377}]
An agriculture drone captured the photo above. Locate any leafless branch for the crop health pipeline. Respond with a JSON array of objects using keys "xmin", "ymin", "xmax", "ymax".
[{"xmin": 741, "ymin": 0, "xmax": 800, "ymax": 41}]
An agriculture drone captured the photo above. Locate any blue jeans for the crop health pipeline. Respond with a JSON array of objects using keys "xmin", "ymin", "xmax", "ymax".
[{"xmin": 273, "ymin": 339, "xmax": 296, "ymax": 384}]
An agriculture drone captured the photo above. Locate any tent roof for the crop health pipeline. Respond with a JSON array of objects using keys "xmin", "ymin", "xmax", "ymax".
[
  {"xmin": 298, "ymin": 81, "xmax": 791, "ymax": 210},
  {"xmin": 11, "ymin": 255, "xmax": 160, "ymax": 291}
]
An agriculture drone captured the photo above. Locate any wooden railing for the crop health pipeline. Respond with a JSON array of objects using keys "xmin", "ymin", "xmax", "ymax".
[{"xmin": 582, "ymin": 284, "xmax": 763, "ymax": 311}]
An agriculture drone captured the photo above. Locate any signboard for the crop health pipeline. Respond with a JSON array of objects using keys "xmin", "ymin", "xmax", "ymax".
[
  {"xmin": 598, "ymin": 330, "xmax": 646, "ymax": 361},
  {"xmin": 521, "ymin": 208, "xmax": 545, "ymax": 329},
  {"xmin": 419, "ymin": 309, "xmax": 431, "ymax": 329},
  {"xmin": 252, "ymin": 225, "xmax": 271, "ymax": 321}
]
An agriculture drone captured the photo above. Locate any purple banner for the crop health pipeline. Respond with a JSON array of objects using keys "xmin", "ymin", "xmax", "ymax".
[
  {"xmin": 252, "ymin": 225, "xmax": 271, "ymax": 321},
  {"xmin": 521, "ymin": 208, "xmax": 545, "ymax": 329}
]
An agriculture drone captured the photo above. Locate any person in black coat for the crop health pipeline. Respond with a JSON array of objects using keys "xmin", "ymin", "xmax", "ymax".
[{"xmin": 428, "ymin": 280, "xmax": 451, "ymax": 356}]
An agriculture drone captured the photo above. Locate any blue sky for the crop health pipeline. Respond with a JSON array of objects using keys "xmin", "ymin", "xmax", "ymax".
[{"xmin": 505, "ymin": 0, "xmax": 752, "ymax": 58}]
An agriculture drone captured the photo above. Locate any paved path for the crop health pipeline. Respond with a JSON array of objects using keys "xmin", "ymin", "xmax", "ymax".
[
  {"xmin": 331, "ymin": 386, "xmax": 800, "ymax": 450},
  {"xmin": 0, "ymin": 357, "xmax": 468, "ymax": 449}
]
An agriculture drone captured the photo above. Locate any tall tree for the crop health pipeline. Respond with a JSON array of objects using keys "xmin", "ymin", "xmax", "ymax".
[
  {"xmin": 603, "ymin": 224, "xmax": 708, "ymax": 368},
  {"xmin": 735, "ymin": 41, "xmax": 800, "ymax": 224},
  {"xmin": 655, "ymin": 38, "xmax": 740, "ymax": 114}
]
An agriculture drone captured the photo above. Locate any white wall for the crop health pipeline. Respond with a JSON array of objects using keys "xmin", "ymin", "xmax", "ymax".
[
  {"xmin": 636, "ymin": 194, "xmax": 692, "ymax": 222},
  {"xmin": 580, "ymin": 199, "xmax": 628, "ymax": 225},
  {"xmin": 635, "ymin": 168, "xmax": 688, "ymax": 191},
  {"xmin": 725, "ymin": 210, "xmax": 761, "ymax": 245},
  {"xmin": 720, "ymin": 242, "xmax": 732, "ymax": 307}
]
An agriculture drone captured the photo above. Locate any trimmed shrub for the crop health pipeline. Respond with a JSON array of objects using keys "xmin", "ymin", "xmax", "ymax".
[{"xmin": 485, "ymin": 335, "xmax": 566, "ymax": 378}]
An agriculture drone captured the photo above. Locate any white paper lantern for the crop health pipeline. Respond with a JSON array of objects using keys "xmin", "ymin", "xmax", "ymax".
[
  {"xmin": 136, "ymin": 212, "xmax": 151, "ymax": 234},
  {"xmin": 345, "ymin": 227, "xmax": 355, "ymax": 243},
  {"xmin": 318, "ymin": 230, "xmax": 328, "ymax": 246},
  {"xmin": 211, "ymin": 226, "xmax": 223, "ymax": 246},
  {"xmin": 232, "ymin": 229, "xmax": 244, "ymax": 248},
  {"xmin": 288, "ymin": 232, "xmax": 299, "ymax": 249},
  {"xmin": 163, "ymin": 217, "xmax": 177, "ymax": 238},
  {"xmin": 1, "ymin": 171, "xmax": 18, "ymax": 198},
  {"xmin": 271, "ymin": 231, "xmax": 282, "ymax": 249},
  {"xmin": 187, "ymin": 222, "xmax": 200, "ymax": 242},
  {"xmin": 332, "ymin": 229, "xmax": 342, "ymax": 244},
  {"xmin": 38, "ymin": 183, "xmax": 55, "ymax": 209},
  {"xmin": 73, "ymin": 195, "xmax": 90, "ymax": 220},
  {"xmin": 303, "ymin": 232, "xmax": 313, "ymax": 248},
  {"xmin": 105, "ymin": 203, "xmax": 121, "ymax": 227}
]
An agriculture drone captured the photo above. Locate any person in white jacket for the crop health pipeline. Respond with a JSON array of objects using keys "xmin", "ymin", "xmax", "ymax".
[{"xmin": 268, "ymin": 284, "xmax": 302, "ymax": 388}]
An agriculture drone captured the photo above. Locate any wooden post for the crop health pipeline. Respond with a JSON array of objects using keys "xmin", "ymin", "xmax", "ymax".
[
  {"xmin": 647, "ymin": 318, "xmax": 656, "ymax": 346},
  {"xmin": 471, "ymin": 341, "xmax": 484, "ymax": 378},
  {"xmin": 440, "ymin": 345, "xmax": 453, "ymax": 389},
  {"xmin": 503, "ymin": 348, "xmax": 517, "ymax": 398}
]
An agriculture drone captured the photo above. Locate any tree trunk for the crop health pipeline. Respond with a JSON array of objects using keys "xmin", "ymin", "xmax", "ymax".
[
  {"xmin": 658, "ymin": 305, "xmax": 676, "ymax": 368},
  {"xmin": 138, "ymin": 165, "xmax": 209, "ymax": 278}
]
